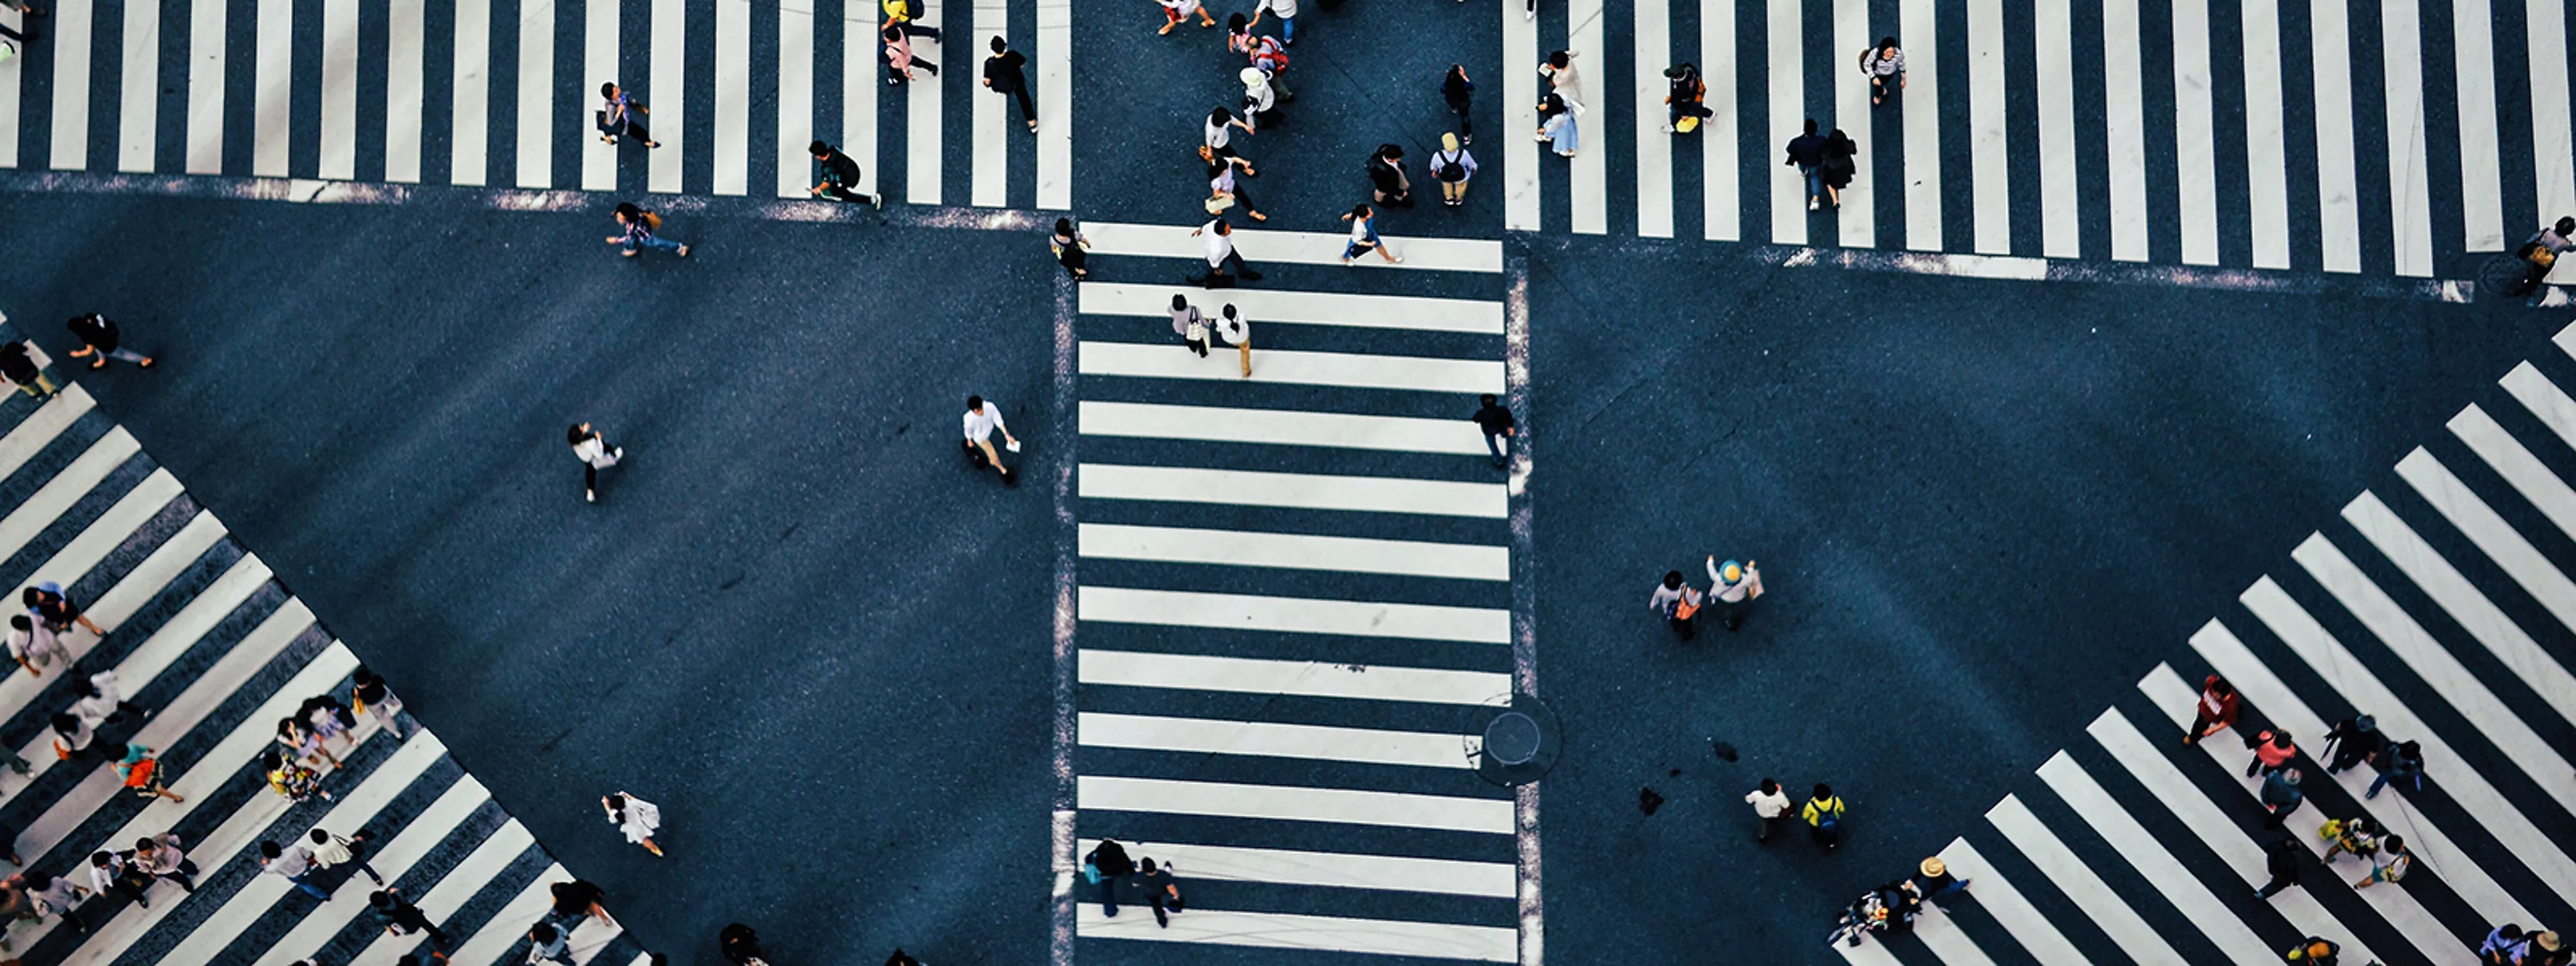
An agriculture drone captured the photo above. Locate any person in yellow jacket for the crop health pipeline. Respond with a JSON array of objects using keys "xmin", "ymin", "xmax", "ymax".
[
  {"xmin": 882, "ymin": 0, "xmax": 940, "ymax": 41},
  {"xmin": 1801, "ymin": 783, "xmax": 1845, "ymax": 848}
]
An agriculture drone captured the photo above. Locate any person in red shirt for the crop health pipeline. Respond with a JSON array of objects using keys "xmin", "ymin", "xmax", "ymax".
[{"xmin": 2183, "ymin": 675, "xmax": 2239, "ymax": 746}]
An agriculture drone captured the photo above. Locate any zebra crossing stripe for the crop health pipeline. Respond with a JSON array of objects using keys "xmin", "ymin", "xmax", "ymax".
[
  {"xmin": 1077, "ymin": 585, "xmax": 1511, "ymax": 644},
  {"xmin": 1077, "ymin": 522, "xmax": 1510, "ymax": 581},
  {"xmin": 0, "ymin": 425, "xmax": 142, "ymax": 564},
  {"xmin": 1075, "ymin": 837, "xmax": 1515, "ymax": 896},
  {"xmin": 1079, "ymin": 282, "xmax": 1507, "ymax": 335},
  {"xmin": 1985, "ymin": 793, "xmax": 2192, "ymax": 966},
  {"xmin": 117, "ymin": 0, "xmax": 159, "ymax": 174},
  {"xmin": 322, "ymin": 0, "xmax": 361, "ymax": 182},
  {"xmin": 352, "ymin": 819, "xmax": 536, "ymax": 963},
  {"xmin": 1830, "ymin": 0, "xmax": 1875, "ymax": 251},
  {"xmin": 1078, "ymin": 341, "xmax": 1504, "ymax": 393},
  {"xmin": 715, "ymin": 0, "xmax": 751, "ymax": 197},
  {"xmin": 2450, "ymin": 402, "xmax": 2576, "ymax": 543},
  {"xmin": 1080, "ymin": 775, "xmax": 1512, "ymax": 834},
  {"xmin": 1075, "ymin": 905, "xmax": 1516, "ymax": 962},
  {"xmin": 1077, "ymin": 401, "xmax": 1492, "ymax": 455},
  {"xmin": 1079, "ymin": 462, "xmax": 1508, "ymax": 517},
  {"xmin": 2396, "ymin": 448, "xmax": 2576, "ymax": 633},
  {"xmin": 0, "ymin": 386, "xmax": 98, "ymax": 481},
  {"xmin": 1077, "ymin": 712, "xmax": 1473, "ymax": 769},
  {"xmin": 2341, "ymin": 488, "xmax": 2576, "ymax": 737},
  {"xmin": 1077, "ymin": 649, "xmax": 1511, "ymax": 705},
  {"xmin": 387, "ymin": 0, "xmax": 426, "ymax": 183},
  {"xmin": 2172, "ymin": 0, "xmax": 2218, "ymax": 266},
  {"xmin": 241, "ymin": 772, "xmax": 487, "ymax": 966},
  {"xmin": 1932, "ymin": 838, "xmax": 2089, "ymax": 966}
]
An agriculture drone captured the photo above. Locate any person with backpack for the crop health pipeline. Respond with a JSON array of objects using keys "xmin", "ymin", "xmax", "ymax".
[
  {"xmin": 2318, "ymin": 814, "xmax": 2380, "ymax": 863},
  {"xmin": 2255, "ymin": 835, "xmax": 2302, "ymax": 898},
  {"xmin": 1084, "ymin": 839, "xmax": 1136, "ymax": 916},
  {"xmin": 1240, "ymin": 33, "xmax": 1291, "ymax": 100},
  {"xmin": 2258, "ymin": 768, "xmax": 2304, "ymax": 828},
  {"xmin": 2284, "ymin": 936, "xmax": 2340, "ymax": 965},
  {"xmin": 883, "ymin": 0, "xmax": 939, "ymax": 40},
  {"xmin": 2366, "ymin": 739, "xmax": 2423, "ymax": 799},
  {"xmin": 64, "ymin": 313, "xmax": 153, "ymax": 370},
  {"xmin": 982, "ymin": 37, "xmax": 1036, "ymax": 132},
  {"xmin": 1663, "ymin": 63, "xmax": 1710, "ymax": 133},
  {"xmin": 1431, "ymin": 133, "xmax": 1477, "ymax": 207},
  {"xmin": 2353, "ymin": 835, "xmax": 2409, "ymax": 889},
  {"xmin": 1801, "ymin": 783, "xmax": 1846, "ymax": 848},
  {"xmin": 2321, "ymin": 714, "xmax": 2383, "ymax": 773},
  {"xmin": 607, "ymin": 202, "xmax": 689, "ymax": 258},
  {"xmin": 1367, "ymin": 144, "xmax": 1414, "ymax": 208},
  {"xmin": 595, "ymin": 82, "xmax": 660, "ymax": 148},
  {"xmin": 2244, "ymin": 728, "xmax": 2297, "ymax": 777},
  {"xmin": 808, "ymin": 140, "xmax": 883, "ymax": 208},
  {"xmin": 1441, "ymin": 66, "xmax": 1475, "ymax": 142},
  {"xmin": 1859, "ymin": 37, "xmax": 1905, "ymax": 106},
  {"xmin": 2182, "ymin": 674, "xmax": 2239, "ymax": 745}
]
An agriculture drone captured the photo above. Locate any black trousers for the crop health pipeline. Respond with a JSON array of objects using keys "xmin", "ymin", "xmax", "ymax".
[
  {"xmin": 2256, "ymin": 866, "xmax": 2300, "ymax": 898},
  {"xmin": 820, "ymin": 184, "xmax": 875, "ymax": 204},
  {"xmin": 995, "ymin": 78, "xmax": 1036, "ymax": 123}
]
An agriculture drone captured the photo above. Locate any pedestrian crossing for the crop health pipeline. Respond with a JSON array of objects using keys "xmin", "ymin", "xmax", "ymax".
[
  {"xmin": 1842, "ymin": 317, "xmax": 2576, "ymax": 966},
  {"xmin": 0, "ymin": 325, "xmax": 647, "ymax": 966},
  {"xmin": 0, "ymin": 0, "xmax": 1069, "ymax": 208},
  {"xmin": 1510, "ymin": 0, "xmax": 2576, "ymax": 285},
  {"xmin": 1066, "ymin": 225, "xmax": 1524, "ymax": 962}
]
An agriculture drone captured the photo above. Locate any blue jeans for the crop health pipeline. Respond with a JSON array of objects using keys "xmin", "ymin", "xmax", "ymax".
[
  {"xmin": 2367, "ymin": 768, "xmax": 2420, "ymax": 798},
  {"xmin": 1097, "ymin": 873, "xmax": 1119, "ymax": 914},
  {"xmin": 1278, "ymin": 14, "xmax": 1293, "ymax": 42},
  {"xmin": 287, "ymin": 872, "xmax": 330, "ymax": 900},
  {"xmin": 1484, "ymin": 432, "xmax": 1508, "ymax": 466},
  {"xmin": 1800, "ymin": 164, "xmax": 1821, "ymax": 199},
  {"xmin": 624, "ymin": 234, "xmax": 683, "ymax": 254}
]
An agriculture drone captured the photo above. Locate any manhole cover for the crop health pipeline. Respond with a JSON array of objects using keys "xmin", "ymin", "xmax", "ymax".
[{"xmin": 1482, "ymin": 710, "xmax": 1542, "ymax": 766}]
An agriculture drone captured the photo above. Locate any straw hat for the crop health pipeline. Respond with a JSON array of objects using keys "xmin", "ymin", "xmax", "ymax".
[
  {"xmin": 1918, "ymin": 857, "xmax": 1945, "ymax": 878},
  {"xmin": 2539, "ymin": 931, "xmax": 2563, "ymax": 952}
]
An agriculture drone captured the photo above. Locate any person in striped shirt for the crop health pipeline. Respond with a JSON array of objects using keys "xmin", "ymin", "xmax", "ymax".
[{"xmin": 1861, "ymin": 38, "xmax": 1905, "ymax": 106}]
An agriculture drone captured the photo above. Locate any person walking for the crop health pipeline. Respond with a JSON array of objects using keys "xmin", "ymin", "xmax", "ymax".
[
  {"xmin": 2523, "ymin": 933, "xmax": 2569, "ymax": 966},
  {"xmin": 981, "ymin": 37, "xmax": 1036, "ymax": 131},
  {"xmin": 1135, "ymin": 856, "xmax": 1184, "ymax": 927},
  {"xmin": 1911, "ymin": 857, "xmax": 1969, "ymax": 900},
  {"xmin": 1860, "ymin": 37, "xmax": 1905, "ymax": 105},
  {"xmin": 1538, "ymin": 50, "xmax": 1584, "ymax": 113},
  {"xmin": 1663, "ymin": 63, "xmax": 1711, "ymax": 133},
  {"xmin": 26, "ymin": 581, "xmax": 103, "ymax": 636},
  {"xmin": 2322, "ymin": 714, "xmax": 2383, "ymax": 774},
  {"xmin": 1785, "ymin": 118, "xmax": 1827, "ymax": 210},
  {"xmin": 1240, "ymin": 32, "xmax": 1291, "ymax": 100},
  {"xmin": 1431, "ymin": 133, "xmax": 1477, "ymax": 207},
  {"xmin": 1204, "ymin": 108, "xmax": 1256, "ymax": 174},
  {"xmin": 883, "ymin": 21, "xmax": 939, "ymax": 84},
  {"xmin": 8, "ymin": 614, "xmax": 64, "ymax": 678},
  {"xmin": 1050, "ymin": 218, "xmax": 1092, "ymax": 279},
  {"xmin": 129, "ymin": 832, "xmax": 196, "ymax": 892},
  {"xmin": 810, "ymin": 141, "xmax": 884, "ymax": 208},
  {"xmin": 882, "ymin": 0, "xmax": 940, "ymax": 39},
  {"xmin": 1819, "ymin": 129, "xmax": 1857, "ymax": 207},
  {"xmin": 527, "ymin": 922, "xmax": 575, "ymax": 965},
  {"xmin": 1240, "ymin": 68, "xmax": 1282, "ymax": 131},
  {"xmin": 1535, "ymin": 93, "xmax": 1579, "ymax": 158},
  {"xmin": 353, "ymin": 665, "xmax": 406, "ymax": 739},
  {"xmin": 595, "ymin": 82, "xmax": 661, "ymax": 148},
  {"xmin": 2353, "ymin": 835, "xmax": 2410, "ymax": 889},
  {"xmin": 0, "ymin": 2, "xmax": 43, "ymax": 52},
  {"xmin": 565, "ymin": 422, "xmax": 627, "ymax": 504},
  {"xmin": 1651, "ymin": 571, "xmax": 1701, "ymax": 639},
  {"xmin": 1248, "ymin": 0, "xmax": 1295, "ymax": 44},
  {"xmin": 2244, "ymin": 728, "xmax": 2297, "ymax": 777},
  {"xmin": 259, "ymin": 839, "xmax": 334, "ymax": 900},
  {"xmin": 2255, "ymin": 835, "xmax": 2302, "ymax": 898},
  {"xmin": 550, "ymin": 878, "xmax": 609, "ymax": 925},
  {"xmin": 73, "ymin": 669, "xmax": 146, "ymax": 726},
  {"xmin": 279, "ymin": 715, "xmax": 342, "ymax": 768},
  {"xmin": 1191, "ymin": 218, "xmax": 1262, "ymax": 285},
  {"xmin": 1744, "ymin": 778, "xmax": 1792, "ymax": 842},
  {"xmin": 311, "ymin": 828, "xmax": 384, "ymax": 886},
  {"xmin": 1701, "ymin": 556, "xmax": 1763, "ymax": 631},
  {"xmin": 1155, "ymin": 0, "xmax": 1213, "ymax": 34},
  {"xmin": 24, "ymin": 871, "xmax": 88, "ymax": 934},
  {"xmin": 1215, "ymin": 304, "xmax": 1251, "ymax": 378},
  {"xmin": 607, "ymin": 203, "xmax": 689, "ymax": 258},
  {"xmin": 603, "ymin": 791, "xmax": 664, "ymax": 856},
  {"xmin": 0, "ymin": 341, "xmax": 54, "ymax": 399},
  {"xmin": 2366, "ymin": 740, "xmax": 2423, "ymax": 799},
  {"xmin": 2518, "ymin": 217, "xmax": 2575, "ymax": 300},
  {"xmin": 2286, "ymin": 936, "xmax": 2342, "ymax": 965},
  {"xmin": 2319, "ymin": 815, "xmax": 2380, "ymax": 863},
  {"xmin": 63, "ymin": 314, "xmax": 153, "ymax": 370},
  {"xmin": 2481, "ymin": 925, "xmax": 2531, "ymax": 965},
  {"xmin": 1341, "ymin": 205, "xmax": 1402, "ymax": 265},
  {"xmin": 49, "ymin": 711, "xmax": 100, "ymax": 761},
  {"xmin": 1085, "ymin": 838, "xmax": 1136, "ymax": 916},
  {"xmin": 961, "ymin": 395, "xmax": 1021, "ymax": 483},
  {"xmin": 1367, "ymin": 144, "xmax": 1415, "ymax": 208},
  {"xmin": 1441, "ymin": 65, "xmax": 1475, "ymax": 142},
  {"xmin": 372, "ymin": 887, "xmax": 451, "ymax": 946},
  {"xmin": 113, "ymin": 743, "xmax": 181, "ymax": 800},
  {"xmin": 1204, "ymin": 152, "xmax": 1267, "ymax": 222},
  {"xmin": 1801, "ymin": 783, "xmax": 1846, "ymax": 848},
  {"xmin": 2259, "ymin": 767, "xmax": 2305, "ymax": 828},
  {"xmin": 2182, "ymin": 674, "xmax": 2239, "ymax": 745},
  {"xmin": 721, "ymin": 923, "xmax": 770, "ymax": 965},
  {"xmin": 90, "ymin": 849, "xmax": 149, "ymax": 906},
  {"xmin": 1472, "ymin": 393, "xmax": 1515, "ymax": 468},
  {"xmin": 1170, "ymin": 294, "xmax": 1209, "ymax": 359},
  {"xmin": 263, "ymin": 748, "xmax": 334, "ymax": 802}
]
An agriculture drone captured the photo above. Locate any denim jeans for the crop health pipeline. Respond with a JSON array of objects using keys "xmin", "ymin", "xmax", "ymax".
[
  {"xmin": 286, "ymin": 872, "xmax": 330, "ymax": 900},
  {"xmin": 2367, "ymin": 768, "xmax": 2420, "ymax": 799},
  {"xmin": 1097, "ymin": 874, "xmax": 1119, "ymax": 914},
  {"xmin": 624, "ymin": 234, "xmax": 683, "ymax": 254},
  {"xmin": 1277, "ymin": 14, "xmax": 1293, "ymax": 42},
  {"xmin": 1801, "ymin": 164, "xmax": 1821, "ymax": 198},
  {"xmin": 1484, "ymin": 432, "xmax": 1508, "ymax": 466}
]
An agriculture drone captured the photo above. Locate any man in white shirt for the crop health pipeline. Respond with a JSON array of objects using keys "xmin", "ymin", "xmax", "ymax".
[
  {"xmin": 961, "ymin": 395, "xmax": 1021, "ymax": 483},
  {"xmin": 1189, "ymin": 218, "xmax": 1262, "ymax": 286},
  {"xmin": 1249, "ymin": 0, "xmax": 1296, "ymax": 44},
  {"xmin": 1744, "ymin": 779, "xmax": 1793, "ymax": 842},
  {"xmin": 258, "ymin": 839, "xmax": 333, "ymax": 899}
]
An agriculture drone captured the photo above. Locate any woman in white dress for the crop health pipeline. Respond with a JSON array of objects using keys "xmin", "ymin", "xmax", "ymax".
[{"xmin": 603, "ymin": 791, "xmax": 664, "ymax": 857}]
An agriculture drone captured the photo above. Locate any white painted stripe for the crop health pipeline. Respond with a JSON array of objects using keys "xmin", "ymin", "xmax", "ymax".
[
  {"xmin": 1700, "ymin": 0, "xmax": 1737, "ymax": 241},
  {"xmin": 2241, "ymin": 0, "xmax": 2289, "ymax": 268},
  {"xmin": 0, "ymin": 426, "xmax": 141, "ymax": 564},
  {"xmin": 2344, "ymin": 489, "xmax": 2576, "ymax": 741},
  {"xmin": 580, "ymin": 0, "xmax": 615, "ymax": 191},
  {"xmin": 317, "ymin": 0, "xmax": 357, "ymax": 180},
  {"xmin": 1833, "ymin": 936, "xmax": 1906, "ymax": 966},
  {"xmin": 1898, "ymin": 0, "xmax": 1940, "ymax": 250},
  {"xmin": 1766, "ymin": 0, "xmax": 1801, "ymax": 244},
  {"xmin": 439, "ymin": 864, "xmax": 567, "ymax": 966},
  {"xmin": 17, "ymin": 466, "xmax": 180, "ymax": 604},
  {"xmin": 453, "ymin": 0, "xmax": 492, "ymax": 185},
  {"xmin": 2086, "ymin": 709, "xmax": 2391, "ymax": 966},
  {"xmin": 1633, "ymin": 0, "xmax": 1672, "ymax": 238},
  {"xmin": 1077, "ymin": 221, "xmax": 1504, "ymax": 273},
  {"xmin": 0, "ymin": 384, "xmax": 94, "ymax": 482},
  {"xmin": 2453, "ymin": 0, "xmax": 2503, "ymax": 250},
  {"xmin": 904, "ymin": 0, "xmax": 940, "ymax": 204},
  {"xmin": 2381, "ymin": 0, "xmax": 2432, "ymax": 277},
  {"xmin": 117, "ymin": 0, "xmax": 160, "ymax": 173},
  {"xmin": 1079, "ymin": 283, "xmax": 1504, "ymax": 334},
  {"xmin": 1079, "ymin": 463, "xmax": 1507, "ymax": 518},
  {"xmin": 2561, "ymin": 321, "xmax": 2576, "ymax": 366},
  {"xmin": 1077, "ymin": 401, "xmax": 1490, "ymax": 455},
  {"xmin": 46, "ymin": 0, "xmax": 93, "ymax": 171},
  {"xmin": 1910, "ymin": 905, "xmax": 1998, "ymax": 966},
  {"xmin": 2139, "ymin": 663, "xmax": 2470, "ymax": 966},
  {"xmin": 2309, "ymin": 0, "xmax": 2361, "ymax": 272},
  {"xmin": 1985, "ymin": 795, "xmax": 2186, "ymax": 966},
  {"xmin": 2452, "ymin": 402, "xmax": 2576, "ymax": 542},
  {"xmin": 1081, "ymin": 775, "xmax": 1513, "ymax": 833},
  {"xmin": 1077, "ymin": 341, "xmax": 1503, "ymax": 394},
  {"xmin": 1079, "ymin": 522, "xmax": 1509, "ymax": 581},
  {"xmin": 2170, "ymin": 0, "xmax": 2216, "ymax": 265},
  {"xmin": 250, "ymin": 0, "xmax": 290, "ymax": 177},
  {"xmin": 844, "ymin": 0, "xmax": 879, "ymax": 198},
  {"xmin": 2396, "ymin": 447, "xmax": 2576, "ymax": 634},
  {"xmin": 1931, "ymin": 838, "xmax": 2088, "ymax": 966},
  {"xmin": 247, "ymin": 774, "xmax": 493, "ymax": 966},
  {"xmin": 1078, "ymin": 712, "xmax": 1470, "ymax": 769},
  {"xmin": 2034, "ymin": 0, "xmax": 2077, "ymax": 258},
  {"xmin": 1568, "ymin": 0, "xmax": 1605, "ymax": 235},
  {"xmin": 2503, "ymin": 361, "xmax": 2576, "ymax": 455},
  {"xmin": 1965, "ymin": 0, "xmax": 2005, "ymax": 254},
  {"xmin": 1502, "ymin": 0, "xmax": 1539, "ymax": 231},
  {"xmin": 1079, "ymin": 585, "xmax": 1511, "ymax": 644},
  {"xmin": 777, "ymin": 1, "xmax": 812, "ymax": 199},
  {"xmin": 1036, "ymin": 0, "xmax": 1069, "ymax": 209},
  {"xmin": 2101, "ymin": 0, "xmax": 2146, "ymax": 261},
  {"xmin": 514, "ymin": 0, "xmax": 554, "ymax": 188},
  {"xmin": 2532, "ymin": 0, "xmax": 2576, "ymax": 268},
  {"xmin": 1076, "ymin": 838, "xmax": 1513, "ymax": 896},
  {"xmin": 647, "ymin": 0, "xmax": 682, "ymax": 193},
  {"xmin": 386, "ymin": 0, "xmax": 424, "ymax": 182},
  {"xmin": 2234, "ymin": 582, "xmax": 2564, "ymax": 920},
  {"xmin": 2036, "ymin": 752, "xmax": 2278, "ymax": 965},
  {"xmin": 1079, "ymin": 649, "xmax": 1510, "ymax": 705},
  {"xmin": 1075, "ymin": 905, "xmax": 1514, "ymax": 962},
  {"xmin": 148, "ymin": 733, "xmax": 448, "ymax": 966},
  {"xmin": 85, "ymin": 508, "xmax": 231, "ymax": 632},
  {"xmin": 1830, "ymin": 0, "xmax": 1873, "ymax": 249},
  {"xmin": 0, "ymin": 5, "xmax": 20, "ymax": 169},
  {"xmin": 971, "ymin": 0, "xmax": 1005, "ymax": 207},
  {"xmin": 347, "ymin": 820, "xmax": 536, "ymax": 966},
  {"xmin": 714, "ymin": 0, "xmax": 748, "ymax": 195}
]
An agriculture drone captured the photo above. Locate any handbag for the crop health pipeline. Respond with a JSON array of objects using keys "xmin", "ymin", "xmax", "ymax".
[{"xmin": 1674, "ymin": 592, "xmax": 1701, "ymax": 621}]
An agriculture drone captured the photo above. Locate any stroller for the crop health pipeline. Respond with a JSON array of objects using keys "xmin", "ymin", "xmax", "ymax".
[{"xmin": 1825, "ymin": 883, "xmax": 1921, "ymax": 947}]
